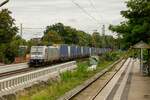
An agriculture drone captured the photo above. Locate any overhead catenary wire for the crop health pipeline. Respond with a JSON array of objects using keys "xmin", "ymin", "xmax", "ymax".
[
  {"xmin": 0, "ymin": 0, "xmax": 9, "ymax": 7},
  {"xmin": 89, "ymin": 0, "xmax": 97, "ymax": 12},
  {"xmin": 71, "ymin": 0, "xmax": 105, "ymax": 34},
  {"xmin": 22, "ymin": 27, "xmax": 45, "ymax": 30},
  {"xmin": 88, "ymin": 0, "xmax": 103, "ymax": 21},
  {"xmin": 88, "ymin": 0, "xmax": 106, "ymax": 35},
  {"xmin": 71, "ymin": 0, "xmax": 101, "ymax": 25}
]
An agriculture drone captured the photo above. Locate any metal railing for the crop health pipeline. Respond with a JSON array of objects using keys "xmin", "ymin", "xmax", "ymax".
[{"xmin": 0, "ymin": 61, "xmax": 77, "ymax": 96}]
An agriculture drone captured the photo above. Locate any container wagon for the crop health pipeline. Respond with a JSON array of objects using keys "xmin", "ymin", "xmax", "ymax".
[
  {"xmin": 47, "ymin": 46, "xmax": 60, "ymax": 63},
  {"xmin": 77, "ymin": 46, "xmax": 82, "ymax": 58},
  {"xmin": 70, "ymin": 45, "xmax": 77, "ymax": 59},
  {"xmin": 29, "ymin": 44, "xmax": 111, "ymax": 67},
  {"xmin": 59, "ymin": 44, "xmax": 69, "ymax": 61}
]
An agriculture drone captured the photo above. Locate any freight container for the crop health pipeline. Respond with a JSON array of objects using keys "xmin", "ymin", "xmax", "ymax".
[
  {"xmin": 98, "ymin": 48, "xmax": 102, "ymax": 55},
  {"xmin": 82, "ymin": 47, "xmax": 86, "ymax": 57},
  {"xmin": 89, "ymin": 47, "xmax": 92, "ymax": 56},
  {"xmin": 101, "ymin": 48, "xmax": 105, "ymax": 54},
  {"xmin": 47, "ymin": 46, "xmax": 59, "ymax": 62},
  {"xmin": 82, "ymin": 47, "xmax": 89, "ymax": 57},
  {"xmin": 80, "ymin": 47, "xmax": 83, "ymax": 57},
  {"xmin": 94, "ymin": 48, "xmax": 97, "ymax": 55},
  {"xmin": 70, "ymin": 45, "xmax": 77, "ymax": 59},
  {"xmin": 87, "ymin": 47, "xmax": 90, "ymax": 56},
  {"xmin": 96, "ymin": 48, "xmax": 99, "ymax": 55},
  {"xmin": 59, "ymin": 44, "xmax": 69, "ymax": 60},
  {"xmin": 77, "ymin": 46, "xmax": 82, "ymax": 57},
  {"xmin": 86, "ymin": 47, "xmax": 88, "ymax": 56},
  {"xmin": 91, "ymin": 47, "xmax": 95, "ymax": 56}
]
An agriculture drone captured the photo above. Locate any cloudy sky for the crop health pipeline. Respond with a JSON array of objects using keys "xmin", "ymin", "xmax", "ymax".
[{"xmin": 1, "ymin": 0, "xmax": 127, "ymax": 39}]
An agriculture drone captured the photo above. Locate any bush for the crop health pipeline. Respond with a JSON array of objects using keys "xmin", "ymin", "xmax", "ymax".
[{"xmin": 102, "ymin": 51, "xmax": 123, "ymax": 61}]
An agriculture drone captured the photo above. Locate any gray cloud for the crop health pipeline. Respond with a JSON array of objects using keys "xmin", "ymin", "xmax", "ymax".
[{"xmin": 2, "ymin": 0, "xmax": 127, "ymax": 39}]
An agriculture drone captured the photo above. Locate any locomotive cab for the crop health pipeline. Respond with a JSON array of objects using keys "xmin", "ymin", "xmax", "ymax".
[{"xmin": 29, "ymin": 46, "xmax": 48, "ymax": 67}]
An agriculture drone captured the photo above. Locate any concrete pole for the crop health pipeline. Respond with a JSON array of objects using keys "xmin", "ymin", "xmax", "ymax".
[
  {"xmin": 141, "ymin": 48, "xmax": 143, "ymax": 73},
  {"xmin": 20, "ymin": 23, "xmax": 23, "ymax": 37}
]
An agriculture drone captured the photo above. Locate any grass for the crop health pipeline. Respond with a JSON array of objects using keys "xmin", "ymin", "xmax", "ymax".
[{"xmin": 17, "ymin": 58, "xmax": 115, "ymax": 100}]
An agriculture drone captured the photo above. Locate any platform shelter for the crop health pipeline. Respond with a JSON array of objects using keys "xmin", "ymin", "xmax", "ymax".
[{"xmin": 133, "ymin": 41, "xmax": 150, "ymax": 75}]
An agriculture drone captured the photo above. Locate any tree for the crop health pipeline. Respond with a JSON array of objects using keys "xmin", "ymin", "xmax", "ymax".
[
  {"xmin": 0, "ymin": 9, "xmax": 18, "ymax": 63},
  {"xmin": 44, "ymin": 23, "xmax": 80, "ymax": 45},
  {"xmin": 44, "ymin": 22, "xmax": 117, "ymax": 48},
  {"xmin": 76, "ymin": 31, "xmax": 91, "ymax": 46},
  {"xmin": 109, "ymin": 0, "xmax": 150, "ymax": 48},
  {"xmin": 42, "ymin": 30, "xmax": 63, "ymax": 45},
  {"xmin": 10, "ymin": 35, "xmax": 27, "ymax": 56},
  {"xmin": 64, "ymin": 26, "xmax": 79, "ymax": 44},
  {"xmin": 91, "ymin": 32, "xmax": 101, "ymax": 47},
  {"xmin": 0, "ymin": 9, "xmax": 18, "ymax": 43},
  {"xmin": 44, "ymin": 23, "xmax": 66, "ymax": 37}
]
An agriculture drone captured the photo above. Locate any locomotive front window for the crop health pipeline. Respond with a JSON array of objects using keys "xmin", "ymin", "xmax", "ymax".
[{"xmin": 31, "ymin": 52, "xmax": 42, "ymax": 55}]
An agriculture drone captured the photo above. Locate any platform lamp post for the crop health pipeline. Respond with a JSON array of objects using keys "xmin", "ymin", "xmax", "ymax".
[{"xmin": 0, "ymin": 0, "xmax": 9, "ymax": 7}]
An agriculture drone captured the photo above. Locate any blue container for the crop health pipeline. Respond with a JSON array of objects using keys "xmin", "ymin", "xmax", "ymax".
[
  {"xmin": 82, "ymin": 47, "xmax": 86, "ymax": 57},
  {"xmin": 87, "ymin": 47, "xmax": 90, "ymax": 56},
  {"xmin": 59, "ymin": 44, "xmax": 69, "ymax": 60},
  {"xmin": 96, "ymin": 48, "xmax": 99, "ymax": 55},
  {"xmin": 102, "ymin": 48, "xmax": 105, "ymax": 54},
  {"xmin": 98, "ymin": 48, "xmax": 102, "ymax": 55},
  {"xmin": 70, "ymin": 45, "xmax": 77, "ymax": 59},
  {"xmin": 82, "ymin": 47, "xmax": 89, "ymax": 57},
  {"xmin": 91, "ymin": 47, "xmax": 94, "ymax": 55},
  {"xmin": 81, "ymin": 47, "xmax": 84, "ymax": 57},
  {"xmin": 77, "ymin": 46, "xmax": 82, "ymax": 57},
  {"xmin": 86, "ymin": 47, "xmax": 89, "ymax": 56}
]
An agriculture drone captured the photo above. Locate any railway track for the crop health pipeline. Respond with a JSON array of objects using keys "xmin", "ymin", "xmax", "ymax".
[
  {"xmin": 0, "ymin": 62, "xmax": 69, "ymax": 79},
  {"xmin": 0, "ymin": 58, "xmax": 89, "ymax": 79},
  {"xmin": 0, "ymin": 63, "xmax": 28, "ymax": 74},
  {"xmin": 0, "ymin": 68, "xmax": 34, "ymax": 79},
  {"xmin": 0, "ymin": 61, "xmax": 77, "ymax": 96},
  {"xmin": 68, "ymin": 58, "xmax": 128, "ymax": 100}
]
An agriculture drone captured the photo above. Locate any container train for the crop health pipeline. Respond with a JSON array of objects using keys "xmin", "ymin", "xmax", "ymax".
[{"xmin": 29, "ymin": 44, "xmax": 111, "ymax": 67}]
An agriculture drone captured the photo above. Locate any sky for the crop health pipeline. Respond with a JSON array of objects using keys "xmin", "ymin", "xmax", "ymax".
[{"xmin": 1, "ymin": 0, "xmax": 127, "ymax": 40}]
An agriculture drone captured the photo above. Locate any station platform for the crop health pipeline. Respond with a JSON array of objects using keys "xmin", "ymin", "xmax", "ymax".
[
  {"xmin": 128, "ymin": 59, "xmax": 150, "ymax": 100},
  {"xmin": 94, "ymin": 58, "xmax": 150, "ymax": 100}
]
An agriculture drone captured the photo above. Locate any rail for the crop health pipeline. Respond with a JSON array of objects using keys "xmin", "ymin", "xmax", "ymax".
[
  {"xmin": 0, "ymin": 61, "xmax": 77, "ymax": 96},
  {"xmin": 58, "ymin": 57, "xmax": 126, "ymax": 100},
  {"xmin": 0, "ymin": 63, "xmax": 28, "ymax": 74}
]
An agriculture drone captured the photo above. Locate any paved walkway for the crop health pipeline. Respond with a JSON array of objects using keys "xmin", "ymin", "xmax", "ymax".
[
  {"xmin": 94, "ymin": 58, "xmax": 150, "ymax": 100},
  {"xmin": 128, "ymin": 59, "xmax": 150, "ymax": 100}
]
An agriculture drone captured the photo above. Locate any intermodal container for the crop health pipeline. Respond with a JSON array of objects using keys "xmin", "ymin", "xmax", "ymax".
[
  {"xmin": 59, "ymin": 44, "xmax": 69, "ymax": 60},
  {"xmin": 70, "ymin": 45, "xmax": 77, "ymax": 59}
]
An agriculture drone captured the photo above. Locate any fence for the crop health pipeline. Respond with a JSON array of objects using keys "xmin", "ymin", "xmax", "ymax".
[{"xmin": 0, "ymin": 61, "xmax": 77, "ymax": 96}]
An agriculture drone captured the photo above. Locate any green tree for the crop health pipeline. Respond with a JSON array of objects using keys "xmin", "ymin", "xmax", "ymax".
[
  {"xmin": 26, "ymin": 39, "xmax": 38, "ymax": 53},
  {"xmin": 43, "ymin": 22, "xmax": 117, "ymax": 48},
  {"xmin": 76, "ymin": 31, "xmax": 91, "ymax": 46},
  {"xmin": 42, "ymin": 30, "xmax": 63, "ymax": 45},
  {"xmin": 91, "ymin": 32, "xmax": 100, "ymax": 47},
  {"xmin": 44, "ymin": 23, "xmax": 80, "ymax": 45},
  {"xmin": 104, "ymin": 35, "xmax": 117, "ymax": 48},
  {"xmin": 64, "ymin": 26, "xmax": 79, "ymax": 44},
  {"xmin": 0, "ymin": 9, "xmax": 18, "ymax": 63},
  {"xmin": 109, "ymin": 0, "xmax": 150, "ymax": 48},
  {"xmin": 44, "ymin": 23, "xmax": 66, "ymax": 38},
  {"xmin": 0, "ymin": 9, "xmax": 18, "ymax": 43},
  {"xmin": 10, "ymin": 35, "xmax": 27, "ymax": 56}
]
